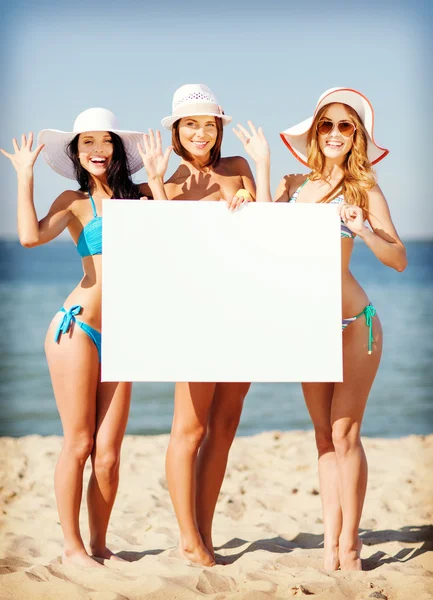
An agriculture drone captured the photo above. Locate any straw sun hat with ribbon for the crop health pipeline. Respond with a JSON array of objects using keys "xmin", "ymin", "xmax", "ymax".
[
  {"xmin": 280, "ymin": 87, "xmax": 389, "ymax": 166},
  {"xmin": 38, "ymin": 107, "xmax": 144, "ymax": 180},
  {"xmin": 161, "ymin": 84, "xmax": 232, "ymax": 130}
]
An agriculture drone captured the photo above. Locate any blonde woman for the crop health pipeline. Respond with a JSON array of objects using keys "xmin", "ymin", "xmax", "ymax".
[
  {"xmin": 235, "ymin": 88, "xmax": 407, "ymax": 571},
  {"xmin": 139, "ymin": 84, "xmax": 255, "ymax": 566}
]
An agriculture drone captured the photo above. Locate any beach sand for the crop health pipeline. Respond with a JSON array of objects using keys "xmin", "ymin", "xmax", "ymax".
[{"xmin": 1, "ymin": 431, "xmax": 432, "ymax": 599}]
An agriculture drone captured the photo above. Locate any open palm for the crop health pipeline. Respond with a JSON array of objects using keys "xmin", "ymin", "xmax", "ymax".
[
  {"xmin": 137, "ymin": 129, "xmax": 172, "ymax": 181},
  {"xmin": 1, "ymin": 133, "xmax": 44, "ymax": 172},
  {"xmin": 233, "ymin": 121, "xmax": 270, "ymax": 163}
]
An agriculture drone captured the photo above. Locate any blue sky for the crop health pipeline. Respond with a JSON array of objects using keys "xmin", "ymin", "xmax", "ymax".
[{"xmin": 1, "ymin": 0, "xmax": 432, "ymax": 239}]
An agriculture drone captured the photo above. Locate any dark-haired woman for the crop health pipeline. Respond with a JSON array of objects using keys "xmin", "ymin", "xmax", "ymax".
[
  {"xmin": 1, "ymin": 108, "xmax": 146, "ymax": 568},
  {"xmin": 138, "ymin": 84, "xmax": 255, "ymax": 566}
]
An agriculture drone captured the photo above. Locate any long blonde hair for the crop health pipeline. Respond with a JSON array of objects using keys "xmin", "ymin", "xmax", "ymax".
[{"xmin": 307, "ymin": 103, "xmax": 376, "ymax": 212}]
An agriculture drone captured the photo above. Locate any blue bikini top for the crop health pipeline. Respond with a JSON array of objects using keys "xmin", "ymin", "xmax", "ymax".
[{"xmin": 76, "ymin": 193, "xmax": 102, "ymax": 257}]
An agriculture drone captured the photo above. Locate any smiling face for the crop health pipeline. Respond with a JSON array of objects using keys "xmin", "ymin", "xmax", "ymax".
[
  {"xmin": 316, "ymin": 103, "xmax": 356, "ymax": 163},
  {"xmin": 77, "ymin": 131, "xmax": 113, "ymax": 177},
  {"xmin": 177, "ymin": 115, "xmax": 218, "ymax": 160}
]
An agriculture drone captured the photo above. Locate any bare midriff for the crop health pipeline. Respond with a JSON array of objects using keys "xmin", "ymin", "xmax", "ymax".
[{"xmin": 61, "ymin": 255, "xmax": 103, "ymax": 330}]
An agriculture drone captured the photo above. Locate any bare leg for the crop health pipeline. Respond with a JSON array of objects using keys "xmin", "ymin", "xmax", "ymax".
[
  {"xmin": 87, "ymin": 381, "xmax": 132, "ymax": 561},
  {"xmin": 331, "ymin": 315, "xmax": 382, "ymax": 571},
  {"xmin": 196, "ymin": 382, "xmax": 250, "ymax": 558},
  {"xmin": 45, "ymin": 319, "xmax": 103, "ymax": 569},
  {"xmin": 302, "ymin": 382, "xmax": 342, "ymax": 571},
  {"xmin": 165, "ymin": 382, "xmax": 216, "ymax": 566}
]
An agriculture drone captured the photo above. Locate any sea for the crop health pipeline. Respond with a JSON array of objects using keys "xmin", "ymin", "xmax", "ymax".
[{"xmin": 0, "ymin": 240, "xmax": 432, "ymax": 438}]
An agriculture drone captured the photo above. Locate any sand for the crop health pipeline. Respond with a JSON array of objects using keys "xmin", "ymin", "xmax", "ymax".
[{"xmin": 1, "ymin": 431, "xmax": 432, "ymax": 599}]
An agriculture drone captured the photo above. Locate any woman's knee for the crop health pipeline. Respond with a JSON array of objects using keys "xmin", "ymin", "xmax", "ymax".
[
  {"xmin": 63, "ymin": 433, "xmax": 94, "ymax": 464},
  {"xmin": 208, "ymin": 385, "xmax": 248, "ymax": 442},
  {"xmin": 314, "ymin": 426, "xmax": 334, "ymax": 455},
  {"xmin": 92, "ymin": 447, "xmax": 120, "ymax": 479},
  {"xmin": 332, "ymin": 422, "xmax": 360, "ymax": 455},
  {"xmin": 170, "ymin": 423, "xmax": 207, "ymax": 452},
  {"xmin": 207, "ymin": 408, "xmax": 243, "ymax": 444}
]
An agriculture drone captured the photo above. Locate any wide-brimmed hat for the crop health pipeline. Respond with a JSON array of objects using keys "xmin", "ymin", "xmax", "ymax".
[
  {"xmin": 37, "ymin": 107, "xmax": 144, "ymax": 179},
  {"xmin": 161, "ymin": 84, "xmax": 232, "ymax": 130},
  {"xmin": 280, "ymin": 87, "xmax": 389, "ymax": 166}
]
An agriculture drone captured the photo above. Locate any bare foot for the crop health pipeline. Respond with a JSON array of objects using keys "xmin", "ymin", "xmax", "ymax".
[
  {"xmin": 179, "ymin": 538, "xmax": 216, "ymax": 567},
  {"xmin": 90, "ymin": 546, "xmax": 127, "ymax": 562},
  {"xmin": 62, "ymin": 549, "xmax": 105, "ymax": 569},
  {"xmin": 323, "ymin": 547, "xmax": 340, "ymax": 570},
  {"xmin": 200, "ymin": 533, "xmax": 216, "ymax": 561},
  {"xmin": 339, "ymin": 538, "xmax": 362, "ymax": 571},
  {"xmin": 323, "ymin": 541, "xmax": 340, "ymax": 571}
]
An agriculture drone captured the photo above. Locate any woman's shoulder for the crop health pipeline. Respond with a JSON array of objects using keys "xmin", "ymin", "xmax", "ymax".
[
  {"xmin": 50, "ymin": 189, "xmax": 85, "ymax": 211},
  {"xmin": 285, "ymin": 173, "xmax": 309, "ymax": 187},
  {"xmin": 276, "ymin": 173, "xmax": 309, "ymax": 199},
  {"xmin": 218, "ymin": 155, "xmax": 251, "ymax": 175}
]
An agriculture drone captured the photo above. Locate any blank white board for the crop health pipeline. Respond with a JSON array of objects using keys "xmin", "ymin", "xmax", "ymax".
[{"xmin": 102, "ymin": 201, "xmax": 342, "ymax": 382}]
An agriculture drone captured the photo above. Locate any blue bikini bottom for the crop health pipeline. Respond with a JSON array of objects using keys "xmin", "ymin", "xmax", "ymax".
[{"xmin": 54, "ymin": 305, "xmax": 102, "ymax": 362}]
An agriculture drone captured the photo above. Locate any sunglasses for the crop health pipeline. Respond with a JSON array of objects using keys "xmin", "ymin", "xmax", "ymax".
[{"xmin": 317, "ymin": 119, "xmax": 356, "ymax": 137}]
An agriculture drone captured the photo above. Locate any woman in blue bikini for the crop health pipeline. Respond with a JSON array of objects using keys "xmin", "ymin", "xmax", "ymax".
[
  {"xmin": 1, "ymin": 108, "xmax": 145, "ymax": 568},
  {"xmin": 234, "ymin": 88, "xmax": 407, "ymax": 571}
]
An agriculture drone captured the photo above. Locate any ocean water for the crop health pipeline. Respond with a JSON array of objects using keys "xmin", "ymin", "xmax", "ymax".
[{"xmin": 0, "ymin": 240, "xmax": 432, "ymax": 438}]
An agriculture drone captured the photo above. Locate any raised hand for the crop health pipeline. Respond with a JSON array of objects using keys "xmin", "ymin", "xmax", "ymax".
[
  {"xmin": 137, "ymin": 129, "xmax": 172, "ymax": 182},
  {"xmin": 233, "ymin": 121, "xmax": 270, "ymax": 164},
  {"xmin": 0, "ymin": 133, "xmax": 44, "ymax": 173},
  {"xmin": 337, "ymin": 203, "xmax": 366, "ymax": 236}
]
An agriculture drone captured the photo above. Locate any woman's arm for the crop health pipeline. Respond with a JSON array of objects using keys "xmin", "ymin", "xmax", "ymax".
[
  {"xmin": 338, "ymin": 184, "xmax": 407, "ymax": 272},
  {"xmin": 24, "ymin": 193, "xmax": 75, "ymax": 247},
  {"xmin": 234, "ymin": 155, "xmax": 256, "ymax": 199},
  {"xmin": 233, "ymin": 122, "xmax": 271, "ymax": 202},
  {"xmin": 1, "ymin": 133, "xmax": 72, "ymax": 247},
  {"xmin": 137, "ymin": 130, "xmax": 172, "ymax": 200}
]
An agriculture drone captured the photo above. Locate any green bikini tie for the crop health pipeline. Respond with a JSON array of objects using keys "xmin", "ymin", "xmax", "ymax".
[{"xmin": 354, "ymin": 304, "xmax": 377, "ymax": 354}]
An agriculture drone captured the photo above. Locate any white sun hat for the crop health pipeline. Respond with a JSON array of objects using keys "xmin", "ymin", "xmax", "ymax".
[
  {"xmin": 161, "ymin": 84, "xmax": 232, "ymax": 130},
  {"xmin": 37, "ymin": 107, "xmax": 144, "ymax": 180},
  {"xmin": 280, "ymin": 87, "xmax": 389, "ymax": 166}
]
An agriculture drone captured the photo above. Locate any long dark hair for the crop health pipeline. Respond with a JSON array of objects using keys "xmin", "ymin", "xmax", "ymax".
[{"xmin": 67, "ymin": 132, "xmax": 141, "ymax": 199}]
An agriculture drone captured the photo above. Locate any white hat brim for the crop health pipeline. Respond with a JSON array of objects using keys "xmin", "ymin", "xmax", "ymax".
[
  {"xmin": 161, "ymin": 113, "xmax": 232, "ymax": 130},
  {"xmin": 37, "ymin": 128, "xmax": 144, "ymax": 180},
  {"xmin": 280, "ymin": 88, "xmax": 389, "ymax": 166}
]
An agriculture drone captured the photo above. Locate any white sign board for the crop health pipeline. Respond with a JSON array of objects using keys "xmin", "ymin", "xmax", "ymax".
[{"xmin": 102, "ymin": 201, "xmax": 342, "ymax": 382}]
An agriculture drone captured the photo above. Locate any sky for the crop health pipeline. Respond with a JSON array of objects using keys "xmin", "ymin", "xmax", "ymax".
[{"xmin": 1, "ymin": 0, "xmax": 432, "ymax": 240}]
